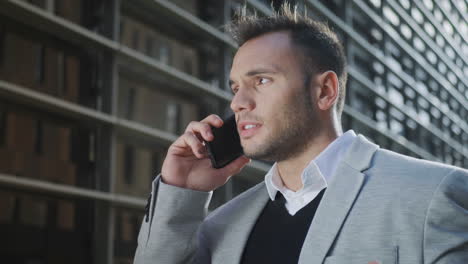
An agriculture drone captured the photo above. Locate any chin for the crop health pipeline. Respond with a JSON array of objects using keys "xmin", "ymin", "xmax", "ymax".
[
  {"xmin": 241, "ymin": 145, "xmax": 254, "ymax": 157},
  {"xmin": 241, "ymin": 143, "xmax": 258, "ymax": 158},
  {"xmin": 242, "ymin": 143, "xmax": 276, "ymax": 162}
]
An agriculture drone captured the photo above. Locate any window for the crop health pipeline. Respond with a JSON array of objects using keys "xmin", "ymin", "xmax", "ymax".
[
  {"xmin": 0, "ymin": 190, "xmax": 15, "ymax": 223},
  {"xmin": 0, "ymin": 107, "xmax": 6, "ymax": 147},
  {"xmin": 166, "ymin": 101, "xmax": 180, "ymax": 134},
  {"xmin": 131, "ymin": 29, "xmax": 139, "ymax": 50},
  {"xmin": 34, "ymin": 120, "xmax": 43, "ymax": 155},
  {"xmin": 56, "ymin": 200, "xmax": 75, "ymax": 230},
  {"xmin": 119, "ymin": 20, "xmax": 124, "ymax": 42},
  {"xmin": 114, "ymin": 208, "xmax": 142, "ymax": 263},
  {"xmin": 35, "ymin": 44, "xmax": 46, "ymax": 84},
  {"xmin": 159, "ymin": 43, "xmax": 170, "ymax": 65},
  {"xmin": 57, "ymin": 51, "xmax": 67, "ymax": 94},
  {"xmin": 124, "ymin": 145, "xmax": 134, "ymax": 185},
  {"xmin": 19, "ymin": 195, "xmax": 47, "ymax": 227},
  {"xmin": 125, "ymin": 87, "xmax": 135, "ymax": 119},
  {"xmin": 0, "ymin": 25, "xmax": 5, "ymax": 67},
  {"xmin": 184, "ymin": 57, "xmax": 193, "ymax": 75},
  {"xmin": 88, "ymin": 132, "xmax": 95, "ymax": 162},
  {"xmin": 145, "ymin": 36, "xmax": 154, "ymax": 57}
]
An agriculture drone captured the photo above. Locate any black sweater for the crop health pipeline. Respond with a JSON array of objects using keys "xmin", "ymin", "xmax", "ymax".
[{"xmin": 240, "ymin": 188, "xmax": 326, "ymax": 263}]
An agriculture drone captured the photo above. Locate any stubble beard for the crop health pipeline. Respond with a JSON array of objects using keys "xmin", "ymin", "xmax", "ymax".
[{"xmin": 243, "ymin": 85, "xmax": 322, "ymax": 162}]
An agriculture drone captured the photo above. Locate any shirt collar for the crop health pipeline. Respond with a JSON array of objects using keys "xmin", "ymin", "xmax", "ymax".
[{"xmin": 265, "ymin": 129, "xmax": 357, "ymax": 201}]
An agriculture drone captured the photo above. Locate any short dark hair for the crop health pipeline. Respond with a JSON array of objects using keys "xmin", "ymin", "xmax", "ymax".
[{"xmin": 227, "ymin": 3, "xmax": 347, "ymax": 119}]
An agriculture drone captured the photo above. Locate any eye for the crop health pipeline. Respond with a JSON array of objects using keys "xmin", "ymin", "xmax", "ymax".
[
  {"xmin": 231, "ymin": 86, "xmax": 238, "ymax": 94},
  {"xmin": 257, "ymin": 77, "xmax": 270, "ymax": 85}
]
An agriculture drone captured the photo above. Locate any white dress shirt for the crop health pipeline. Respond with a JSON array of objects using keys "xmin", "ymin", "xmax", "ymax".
[{"xmin": 265, "ymin": 130, "xmax": 357, "ymax": 215}]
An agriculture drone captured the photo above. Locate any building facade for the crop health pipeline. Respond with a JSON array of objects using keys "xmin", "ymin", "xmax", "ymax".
[{"xmin": 0, "ymin": 0, "xmax": 466, "ymax": 263}]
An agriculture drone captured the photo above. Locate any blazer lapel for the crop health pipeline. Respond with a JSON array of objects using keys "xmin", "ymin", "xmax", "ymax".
[
  {"xmin": 298, "ymin": 134, "xmax": 379, "ymax": 264},
  {"xmin": 212, "ymin": 183, "xmax": 270, "ymax": 264}
]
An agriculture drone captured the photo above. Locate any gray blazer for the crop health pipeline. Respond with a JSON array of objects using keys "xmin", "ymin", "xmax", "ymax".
[{"xmin": 134, "ymin": 134, "xmax": 468, "ymax": 264}]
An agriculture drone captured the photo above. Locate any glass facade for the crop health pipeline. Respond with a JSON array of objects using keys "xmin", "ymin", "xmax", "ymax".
[{"xmin": 0, "ymin": 0, "xmax": 466, "ymax": 263}]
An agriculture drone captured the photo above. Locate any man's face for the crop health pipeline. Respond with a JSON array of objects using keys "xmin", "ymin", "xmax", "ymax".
[{"xmin": 229, "ymin": 31, "xmax": 322, "ymax": 162}]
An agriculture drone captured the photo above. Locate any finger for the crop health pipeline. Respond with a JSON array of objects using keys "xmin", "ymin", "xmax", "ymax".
[
  {"xmin": 185, "ymin": 115, "xmax": 223, "ymax": 132},
  {"xmin": 200, "ymin": 114, "xmax": 224, "ymax": 128},
  {"xmin": 179, "ymin": 131, "xmax": 207, "ymax": 159},
  {"xmin": 185, "ymin": 121, "xmax": 214, "ymax": 142},
  {"xmin": 184, "ymin": 115, "xmax": 224, "ymax": 141},
  {"xmin": 219, "ymin": 155, "xmax": 251, "ymax": 175}
]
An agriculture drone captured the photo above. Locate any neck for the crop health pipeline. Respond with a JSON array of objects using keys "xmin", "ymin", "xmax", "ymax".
[{"xmin": 276, "ymin": 128, "xmax": 340, "ymax": 191}]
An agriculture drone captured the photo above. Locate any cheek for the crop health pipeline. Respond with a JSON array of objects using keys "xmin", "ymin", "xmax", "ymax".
[
  {"xmin": 278, "ymin": 92, "xmax": 301, "ymax": 110},
  {"xmin": 259, "ymin": 81, "xmax": 305, "ymax": 120},
  {"xmin": 262, "ymin": 95, "xmax": 295, "ymax": 127},
  {"xmin": 262, "ymin": 95, "xmax": 286, "ymax": 117}
]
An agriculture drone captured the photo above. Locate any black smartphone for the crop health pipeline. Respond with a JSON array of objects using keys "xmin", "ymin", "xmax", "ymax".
[{"xmin": 204, "ymin": 115, "xmax": 244, "ymax": 169}]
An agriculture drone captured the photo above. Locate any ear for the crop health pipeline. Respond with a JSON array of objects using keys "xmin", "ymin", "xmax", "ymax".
[{"xmin": 315, "ymin": 71, "xmax": 339, "ymax": 111}]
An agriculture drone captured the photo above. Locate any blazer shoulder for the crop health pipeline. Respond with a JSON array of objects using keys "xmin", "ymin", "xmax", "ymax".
[
  {"xmin": 370, "ymin": 147, "xmax": 466, "ymax": 184},
  {"xmin": 375, "ymin": 147, "xmax": 463, "ymax": 169}
]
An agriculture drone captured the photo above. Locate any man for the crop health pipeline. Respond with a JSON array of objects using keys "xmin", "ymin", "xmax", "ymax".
[{"xmin": 134, "ymin": 4, "xmax": 468, "ymax": 264}]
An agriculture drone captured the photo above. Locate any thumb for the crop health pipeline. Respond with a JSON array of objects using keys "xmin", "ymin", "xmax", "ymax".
[{"xmin": 219, "ymin": 155, "xmax": 251, "ymax": 176}]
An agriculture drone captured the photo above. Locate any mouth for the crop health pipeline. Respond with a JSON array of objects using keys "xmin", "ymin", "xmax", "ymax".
[{"xmin": 238, "ymin": 121, "xmax": 262, "ymax": 139}]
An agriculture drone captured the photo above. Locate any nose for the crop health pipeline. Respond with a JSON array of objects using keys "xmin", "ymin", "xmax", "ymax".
[{"xmin": 230, "ymin": 88, "xmax": 255, "ymax": 113}]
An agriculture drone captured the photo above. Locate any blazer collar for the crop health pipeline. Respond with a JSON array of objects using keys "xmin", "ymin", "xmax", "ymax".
[
  {"xmin": 298, "ymin": 134, "xmax": 379, "ymax": 264},
  {"xmin": 213, "ymin": 134, "xmax": 379, "ymax": 264},
  {"xmin": 211, "ymin": 183, "xmax": 270, "ymax": 264}
]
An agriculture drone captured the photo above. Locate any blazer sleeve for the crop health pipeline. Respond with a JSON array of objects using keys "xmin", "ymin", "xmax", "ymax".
[
  {"xmin": 133, "ymin": 174, "xmax": 213, "ymax": 264},
  {"xmin": 424, "ymin": 168, "xmax": 468, "ymax": 264}
]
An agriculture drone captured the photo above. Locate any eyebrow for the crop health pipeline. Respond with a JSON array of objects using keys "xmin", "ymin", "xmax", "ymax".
[{"xmin": 229, "ymin": 65, "xmax": 281, "ymax": 87}]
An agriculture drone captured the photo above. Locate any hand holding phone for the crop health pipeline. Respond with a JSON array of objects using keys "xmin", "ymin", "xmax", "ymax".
[{"xmin": 161, "ymin": 114, "xmax": 250, "ymax": 192}]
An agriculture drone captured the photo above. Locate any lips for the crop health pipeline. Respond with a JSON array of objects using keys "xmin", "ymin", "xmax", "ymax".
[{"xmin": 238, "ymin": 121, "xmax": 262, "ymax": 138}]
